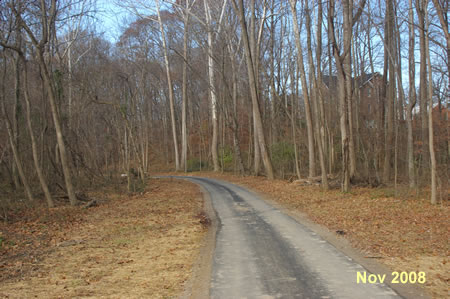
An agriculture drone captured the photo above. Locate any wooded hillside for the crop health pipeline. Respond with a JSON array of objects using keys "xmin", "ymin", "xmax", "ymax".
[{"xmin": 0, "ymin": 0, "xmax": 448, "ymax": 209}]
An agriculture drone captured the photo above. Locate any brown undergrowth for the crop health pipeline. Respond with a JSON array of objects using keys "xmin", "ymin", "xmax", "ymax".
[
  {"xmin": 170, "ymin": 171, "xmax": 449, "ymax": 299},
  {"xmin": 0, "ymin": 178, "xmax": 206, "ymax": 298}
]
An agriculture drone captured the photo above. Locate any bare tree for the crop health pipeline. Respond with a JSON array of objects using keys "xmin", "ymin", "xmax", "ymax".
[
  {"xmin": 416, "ymin": 0, "xmax": 428, "ymax": 159},
  {"xmin": 1, "ymin": 52, "xmax": 34, "ymax": 202},
  {"xmin": 407, "ymin": 0, "xmax": 417, "ymax": 188},
  {"xmin": 305, "ymin": 0, "xmax": 328, "ymax": 189},
  {"xmin": 431, "ymin": 0, "xmax": 449, "ymax": 102},
  {"xmin": 204, "ymin": 0, "xmax": 221, "ymax": 172},
  {"xmin": 21, "ymin": 52, "xmax": 54, "ymax": 207},
  {"xmin": 288, "ymin": 0, "xmax": 316, "ymax": 178},
  {"xmin": 424, "ymin": 0, "xmax": 438, "ymax": 204},
  {"xmin": 156, "ymin": 0, "xmax": 180, "ymax": 171},
  {"xmin": 231, "ymin": 0, "xmax": 274, "ymax": 179},
  {"xmin": 224, "ymin": 24, "xmax": 245, "ymax": 175},
  {"xmin": 11, "ymin": 0, "xmax": 79, "ymax": 205},
  {"xmin": 180, "ymin": 0, "xmax": 190, "ymax": 172},
  {"xmin": 0, "ymin": 0, "xmax": 447, "ymax": 211},
  {"xmin": 315, "ymin": 0, "xmax": 329, "ymax": 188},
  {"xmin": 383, "ymin": 0, "xmax": 396, "ymax": 184},
  {"xmin": 328, "ymin": 0, "xmax": 366, "ymax": 191}
]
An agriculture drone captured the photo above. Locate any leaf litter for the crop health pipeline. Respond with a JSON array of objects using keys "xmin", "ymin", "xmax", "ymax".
[{"xmin": 0, "ymin": 178, "xmax": 207, "ymax": 298}]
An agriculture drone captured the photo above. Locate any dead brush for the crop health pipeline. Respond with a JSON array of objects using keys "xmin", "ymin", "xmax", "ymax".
[{"xmin": 195, "ymin": 211, "xmax": 211, "ymax": 228}]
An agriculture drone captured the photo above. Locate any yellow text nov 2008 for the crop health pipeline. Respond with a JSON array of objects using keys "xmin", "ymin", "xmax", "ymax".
[{"xmin": 356, "ymin": 271, "xmax": 426, "ymax": 284}]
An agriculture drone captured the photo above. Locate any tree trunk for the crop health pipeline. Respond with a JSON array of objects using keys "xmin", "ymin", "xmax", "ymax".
[
  {"xmin": 37, "ymin": 49, "xmax": 78, "ymax": 206},
  {"xmin": 21, "ymin": 55, "xmax": 54, "ymax": 207},
  {"xmin": 230, "ymin": 54, "xmax": 245, "ymax": 175},
  {"xmin": 328, "ymin": 0, "xmax": 365, "ymax": 191},
  {"xmin": 204, "ymin": 0, "xmax": 220, "ymax": 172},
  {"xmin": 424, "ymin": 2, "xmax": 437, "ymax": 204},
  {"xmin": 305, "ymin": 0, "xmax": 328, "ymax": 189},
  {"xmin": 232, "ymin": 0, "xmax": 274, "ymax": 179},
  {"xmin": 67, "ymin": 37, "xmax": 73, "ymax": 128},
  {"xmin": 269, "ymin": 5, "xmax": 277, "ymax": 147},
  {"xmin": 289, "ymin": 0, "xmax": 316, "ymax": 178},
  {"xmin": 156, "ymin": 0, "xmax": 180, "ymax": 171},
  {"xmin": 12, "ymin": 52, "xmax": 21, "ymax": 190},
  {"xmin": 181, "ymin": 1, "xmax": 190, "ymax": 172},
  {"xmin": 1, "ymin": 54, "xmax": 34, "ymax": 202},
  {"xmin": 249, "ymin": 0, "xmax": 261, "ymax": 176},
  {"xmin": 383, "ymin": 0, "xmax": 396, "ymax": 184},
  {"xmin": 329, "ymin": 0, "xmax": 350, "ymax": 191},
  {"xmin": 431, "ymin": 0, "xmax": 449, "ymax": 92},
  {"xmin": 290, "ymin": 78, "xmax": 301, "ymax": 180},
  {"xmin": 344, "ymin": 2, "xmax": 357, "ymax": 181},
  {"xmin": 416, "ymin": 0, "xmax": 428, "ymax": 164},
  {"xmin": 347, "ymin": 72, "xmax": 357, "ymax": 180},
  {"xmin": 2, "ymin": 102, "xmax": 34, "ymax": 202},
  {"xmin": 316, "ymin": 0, "xmax": 329, "ymax": 175},
  {"xmin": 253, "ymin": 116, "xmax": 261, "ymax": 175},
  {"xmin": 407, "ymin": 0, "xmax": 417, "ymax": 188},
  {"xmin": 14, "ymin": 0, "xmax": 79, "ymax": 205}
]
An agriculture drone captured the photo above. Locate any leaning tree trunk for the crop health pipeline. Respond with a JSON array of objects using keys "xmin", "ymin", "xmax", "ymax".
[
  {"xmin": 38, "ymin": 53, "xmax": 79, "ymax": 205},
  {"xmin": 249, "ymin": 0, "xmax": 261, "ymax": 176},
  {"xmin": 1, "ymin": 75, "xmax": 34, "ymax": 202},
  {"xmin": 16, "ymin": 0, "xmax": 79, "ymax": 205},
  {"xmin": 21, "ymin": 55, "xmax": 54, "ymax": 207},
  {"xmin": 232, "ymin": 0, "xmax": 274, "ymax": 179}
]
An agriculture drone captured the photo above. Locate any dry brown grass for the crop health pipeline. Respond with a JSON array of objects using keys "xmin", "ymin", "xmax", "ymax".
[
  {"xmin": 171, "ymin": 171, "xmax": 449, "ymax": 299},
  {"xmin": 0, "ymin": 178, "xmax": 206, "ymax": 298}
]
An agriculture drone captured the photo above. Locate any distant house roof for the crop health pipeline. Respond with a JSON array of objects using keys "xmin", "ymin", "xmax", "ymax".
[{"xmin": 356, "ymin": 72, "xmax": 381, "ymax": 88}]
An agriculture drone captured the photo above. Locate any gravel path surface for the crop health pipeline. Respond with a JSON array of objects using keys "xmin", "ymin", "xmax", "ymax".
[{"xmin": 179, "ymin": 176, "xmax": 401, "ymax": 299}]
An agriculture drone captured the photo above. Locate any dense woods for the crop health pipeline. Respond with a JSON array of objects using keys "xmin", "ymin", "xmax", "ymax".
[{"xmin": 0, "ymin": 0, "xmax": 448, "ymax": 210}]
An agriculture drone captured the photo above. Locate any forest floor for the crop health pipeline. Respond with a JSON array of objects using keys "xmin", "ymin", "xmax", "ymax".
[
  {"xmin": 162, "ymin": 171, "xmax": 449, "ymax": 299},
  {"xmin": 0, "ymin": 178, "xmax": 208, "ymax": 298},
  {"xmin": 1, "ymin": 172, "xmax": 447, "ymax": 298}
]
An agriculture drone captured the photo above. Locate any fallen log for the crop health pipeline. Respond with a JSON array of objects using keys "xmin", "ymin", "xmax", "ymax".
[
  {"xmin": 56, "ymin": 192, "xmax": 91, "ymax": 202},
  {"xmin": 292, "ymin": 175, "xmax": 338, "ymax": 186}
]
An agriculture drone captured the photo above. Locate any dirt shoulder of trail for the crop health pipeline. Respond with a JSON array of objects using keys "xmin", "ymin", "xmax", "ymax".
[
  {"xmin": 0, "ymin": 178, "xmax": 209, "ymax": 299},
  {"xmin": 161, "ymin": 171, "xmax": 449, "ymax": 299}
]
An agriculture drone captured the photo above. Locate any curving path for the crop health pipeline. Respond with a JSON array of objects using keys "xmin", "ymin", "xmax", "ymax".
[{"xmin": 169, "ymin": 176, "xmax": 406, "ymax": 299}]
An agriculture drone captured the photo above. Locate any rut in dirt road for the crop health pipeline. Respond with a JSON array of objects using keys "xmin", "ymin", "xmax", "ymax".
[{"xmin": 176, "ymin": 177, "xmax": 403, "ymax": 299}]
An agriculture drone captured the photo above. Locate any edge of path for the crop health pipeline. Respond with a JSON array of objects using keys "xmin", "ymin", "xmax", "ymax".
[
  {"xmin": 178, "ymin": 178, "xmax": 218, "ymax": 299},
  {"xmin": 226, "ymin": 178, "xmax": 431, "ymax": 299}
]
